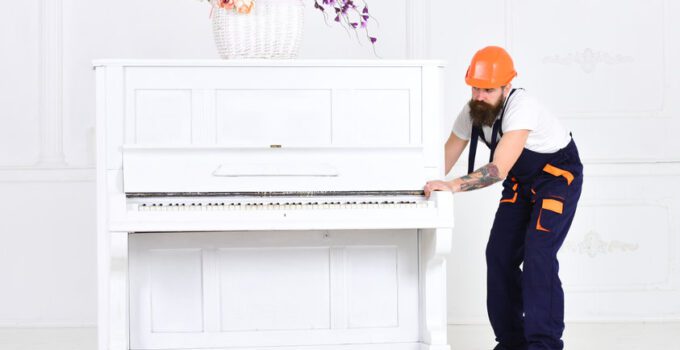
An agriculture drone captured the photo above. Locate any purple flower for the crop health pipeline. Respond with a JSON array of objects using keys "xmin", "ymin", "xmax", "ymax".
[{"xmin": 313, "ymin": 0, "xmax": 379, "ymax": 51}]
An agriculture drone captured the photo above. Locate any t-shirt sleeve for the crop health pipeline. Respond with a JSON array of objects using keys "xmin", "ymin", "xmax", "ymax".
[
  {"xmin": 501, "ymin": 92, "xmax": 539, "ymax": 133},
  {"xmin": 451, "ymin": 104, "xmax": 472, "ymax": 140}
]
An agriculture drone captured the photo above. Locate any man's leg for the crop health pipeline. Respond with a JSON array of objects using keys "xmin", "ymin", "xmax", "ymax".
[
  {"xmin": 523, "ymin": 174, "xmax": 582, "ymax": 350},
  {"xmin": 487, "ymin": 181, "xmax": 532, "ymax": 350}
]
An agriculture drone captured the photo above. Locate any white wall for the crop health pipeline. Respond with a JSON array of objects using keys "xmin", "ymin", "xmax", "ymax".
[
  {"xmin": 431, "ymin": 0, "xmax": 680, "ymax": 323},
  {"xmin": 1, "ymin": 0, "xmax": 679, "ymax": 328}
]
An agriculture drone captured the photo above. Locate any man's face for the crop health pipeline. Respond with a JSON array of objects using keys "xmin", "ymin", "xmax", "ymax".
[{"xmin": 468, "ymin": 86, "xmax": 508, "ymax": 127}]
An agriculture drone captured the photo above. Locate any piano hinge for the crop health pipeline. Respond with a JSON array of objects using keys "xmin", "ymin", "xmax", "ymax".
[{"xmin": 126, "ymin": 190, "xmax": 425, "ymax": 198}]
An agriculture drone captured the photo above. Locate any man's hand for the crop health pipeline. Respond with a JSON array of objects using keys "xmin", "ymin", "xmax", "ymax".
[{"xmin": 423, "ymin": 180, "xmax": 456, "ymax": 198}]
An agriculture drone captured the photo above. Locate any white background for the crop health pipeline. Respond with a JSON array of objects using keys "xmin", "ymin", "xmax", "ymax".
[{"xmin": 0, "ymin": 0, "xmax": 678, "ymax": 328}]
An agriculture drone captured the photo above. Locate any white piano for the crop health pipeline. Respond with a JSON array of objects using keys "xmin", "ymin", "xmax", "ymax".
[{"xmin": 95, "ymin": 60, "xmax": 454, "ymax": 350}]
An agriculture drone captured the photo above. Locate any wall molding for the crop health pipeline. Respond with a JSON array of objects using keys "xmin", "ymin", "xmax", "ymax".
[
  {"xmin": 452, "ymin": 161, "xmax": 680, "ymax": 178},
  {"xmin": 583, "ymin": 161, "xmax": 680, "ymax": 177},
  {"xmin": 0, "ymin": 167, "xmax": 94, "ymax": 183},
  {"xmin": 38, "ymin": 0, "xmax": 66, "ymax": 166},
  {"xmin": 448, "ymin": 316, "xmax": 680, "ymax": 325},
  {"xmin": 1, "ymin": 0, "xmax": 77, "ymax": 177},
  {"xmin": 405, "ymin": 0, "xmax": 429, "ymax": 59},
  {"xmin": 542, "ymin": 48, "xmax": 634, "ymax": 74},
  {"xmin": 563, "ymin": 230, "xmax": 639, "ymax": 258}
]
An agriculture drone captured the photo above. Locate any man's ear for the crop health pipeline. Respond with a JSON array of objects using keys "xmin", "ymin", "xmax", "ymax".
[{"xmin": 504, "ymin": 84, "xmax": 513, "ymax": 97}]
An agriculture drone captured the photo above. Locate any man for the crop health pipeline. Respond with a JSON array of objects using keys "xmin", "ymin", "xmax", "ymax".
[{"xmin": 424, "ymin": 46, "xmax": 583, "ymax": 350}]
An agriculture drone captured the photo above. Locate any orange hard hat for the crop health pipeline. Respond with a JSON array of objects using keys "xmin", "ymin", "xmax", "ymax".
[{"xmin": 465, "ymin": 46, "xmax": 517, "ymax": 88}]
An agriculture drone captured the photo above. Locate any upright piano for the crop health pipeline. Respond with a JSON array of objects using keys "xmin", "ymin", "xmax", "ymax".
[{"xmin": 95, "ymin": 60, "xmax": 454, "ymax": 350}]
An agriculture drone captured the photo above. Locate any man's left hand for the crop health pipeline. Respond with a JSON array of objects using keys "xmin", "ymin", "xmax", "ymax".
[{"xmin": 424, "ymin": 180, "xmax": 455, "ymax": 198}]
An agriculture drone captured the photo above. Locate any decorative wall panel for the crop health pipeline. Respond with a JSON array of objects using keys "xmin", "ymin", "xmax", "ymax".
[
  {"xmin": 0, "ymin": 2, "xmax": 41, "ymax": 166},
  {"xmin": 509, "ymin": 0, "xmax": 666, "ymax": 118}
]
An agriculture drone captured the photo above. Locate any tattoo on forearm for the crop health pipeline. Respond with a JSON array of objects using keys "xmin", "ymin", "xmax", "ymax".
[{"xmin": 458, "ymin": 163, "xmax": 502, "ymax": 192}]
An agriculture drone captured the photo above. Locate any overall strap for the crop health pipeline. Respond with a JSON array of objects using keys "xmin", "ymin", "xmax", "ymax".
[
  {"xmin": 467, "ymin": 126, "xmax": 481, "ymax": 174},
  {"xmin": 489, "ymin": 88, "xmax": 521, "ymax": 162}
]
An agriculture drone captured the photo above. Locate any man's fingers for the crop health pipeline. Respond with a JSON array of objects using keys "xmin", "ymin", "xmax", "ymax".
[{"xmin": 424, "ymin": 180, "xmax": 451, "ymax": 199}]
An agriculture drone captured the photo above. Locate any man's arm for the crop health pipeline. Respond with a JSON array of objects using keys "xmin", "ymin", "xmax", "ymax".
[
  {"xmin": 424, "ymin": 130, "xmax": 528, "ymax": 196},
  {"xmin": 444, "ymin": 133, "xmax": 469, "ymax": 175}
]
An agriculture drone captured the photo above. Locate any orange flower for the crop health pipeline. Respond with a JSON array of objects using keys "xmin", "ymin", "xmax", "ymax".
[{"xmin": 234, "ymin": 0, "xmax": 254, "ymax": 13}]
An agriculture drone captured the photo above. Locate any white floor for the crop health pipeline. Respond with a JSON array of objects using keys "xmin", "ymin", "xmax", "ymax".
[
  {"xmin": 449, "ymin": 322, "xmax": 680, "ymax": 350},
  {"xmin": 0, "ymin": 323, "xmax": 678, "ymax": 350}
]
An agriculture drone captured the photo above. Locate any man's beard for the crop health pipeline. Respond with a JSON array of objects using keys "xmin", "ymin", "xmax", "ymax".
[{"xmin": 468, "ymin": 96, "xmax": 505, "ymax": 128}]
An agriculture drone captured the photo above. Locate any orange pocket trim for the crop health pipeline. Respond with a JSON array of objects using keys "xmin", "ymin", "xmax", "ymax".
[
  {"xmin": 501, "ymin": 180, "xmax": 519, "ymax": 203},
  {"xmin": 536, "ymin": 210, "xmax": 550, "ymax": 232},
  {"xmin": 500, "ymin": 193, "xmax": 518, "ymax": 203},
  {"xmin": 543, "ymin": 164, "xmax": 574, "ymax": 185},
  {"xmin": 542, "ymin": 198, "xmax": 564, "ymax": 214}
]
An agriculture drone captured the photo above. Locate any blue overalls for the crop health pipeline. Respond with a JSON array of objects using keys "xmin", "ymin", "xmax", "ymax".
[{"xmin": 468, "ymin": 89, "xmax": 584, "ymax": 350}]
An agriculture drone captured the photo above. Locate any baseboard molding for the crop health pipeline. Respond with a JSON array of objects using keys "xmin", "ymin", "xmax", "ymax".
[
  {"xmin": 448, "ymin": 317, "xmax": 680, "ymax": 325},
  {"xmin": 0, "ymin": 322, "xmax": 95, "ymax": 328},
  {"xmin": 1, "ymin": 324, "xmax": 678, "ymax": 350}
]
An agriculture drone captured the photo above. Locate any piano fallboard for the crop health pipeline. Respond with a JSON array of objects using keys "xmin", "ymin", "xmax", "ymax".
[{"xmin": 121, "ymin": 146, "xmax": 435, "ymax": 193}]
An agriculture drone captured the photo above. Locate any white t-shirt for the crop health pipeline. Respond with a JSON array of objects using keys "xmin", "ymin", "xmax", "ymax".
[{"xmin": 451, "ymin": 89, "xmax": 571, "ymax": 153}]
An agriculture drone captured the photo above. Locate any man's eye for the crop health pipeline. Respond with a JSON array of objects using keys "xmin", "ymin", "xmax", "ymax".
[{"xmin": 485, "ymin": 89, "xmax": 495, "ymax": 93}]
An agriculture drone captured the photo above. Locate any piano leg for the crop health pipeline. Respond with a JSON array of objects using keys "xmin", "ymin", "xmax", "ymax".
[
  {"xmin": 98, "ymin": 231, "xmax": 129, "ymax": 350},
  {"xmin": 419, "ymin": 227, "xmax": 453, "ymax": 350}
]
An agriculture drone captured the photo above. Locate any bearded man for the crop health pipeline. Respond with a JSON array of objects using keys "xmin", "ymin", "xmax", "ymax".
[{"xmin": 424, "ymin": 46, "xmax": 584, "ymax": 350}]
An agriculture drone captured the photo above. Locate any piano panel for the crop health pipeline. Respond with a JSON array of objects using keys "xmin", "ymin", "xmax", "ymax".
[
  {"xmin": 346, "ymin": 246, "xmax": 399, "ymax": 328},
  {"xmin": 215, "ymin": 89, "xmax": 332, "ymax": 146},
  {"xmin": 105, "ymin": 64, "xmax": 426, "ymax": 169},
  {"xmin": 128, "ymin": 229, "xmax": 419, "ymax": 349},
  {"xmin": 134, "ymin": 90, "xmax": 192, "ymax": 144},
  {"xmin": 332, "ymin": 89, "xmax": 412, "ymax": 145},
  {"xmin": 149, "ymin": 249, "xmax": 204, "ymax": 333},
  {"xmin": 218, "ymin": 247, "xmax": 331, "ymax": 331}
]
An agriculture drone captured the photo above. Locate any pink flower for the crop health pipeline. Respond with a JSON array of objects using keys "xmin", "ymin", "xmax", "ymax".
[{"xmin": 216, "ymin": 0, "xmax": 235, "ymax": 10}]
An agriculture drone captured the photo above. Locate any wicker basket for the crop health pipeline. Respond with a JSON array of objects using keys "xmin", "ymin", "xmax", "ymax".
[{"xmin": 212, "ymin": 0, "xmax": 304, "ymax": 59}]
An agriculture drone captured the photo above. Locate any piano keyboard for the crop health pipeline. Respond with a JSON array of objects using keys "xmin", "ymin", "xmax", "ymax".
[{"xmin": 129, "ymin": 197, "xmax": 432, "ymax": 212}]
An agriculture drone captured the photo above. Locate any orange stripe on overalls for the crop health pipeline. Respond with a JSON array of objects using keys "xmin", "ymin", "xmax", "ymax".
[{"xmin": 543, "ymin": 164, "xmax": 574, "ymax": 185}]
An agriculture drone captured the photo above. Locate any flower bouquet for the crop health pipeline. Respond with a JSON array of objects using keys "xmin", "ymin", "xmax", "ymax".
[{"xmin": 202, "ymin": 0, "xmax": 378, "ymax": 58}]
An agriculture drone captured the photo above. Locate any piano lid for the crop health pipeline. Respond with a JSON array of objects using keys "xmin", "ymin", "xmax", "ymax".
[{"xmin": 122, "ymin": 145, "xmax": 428, "ymax": 194}]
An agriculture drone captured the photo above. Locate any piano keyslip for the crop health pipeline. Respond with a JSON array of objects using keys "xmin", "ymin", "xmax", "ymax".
[{"xmin": 130, "ymin": 196, "xmax": 431, "ymax": 212}]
